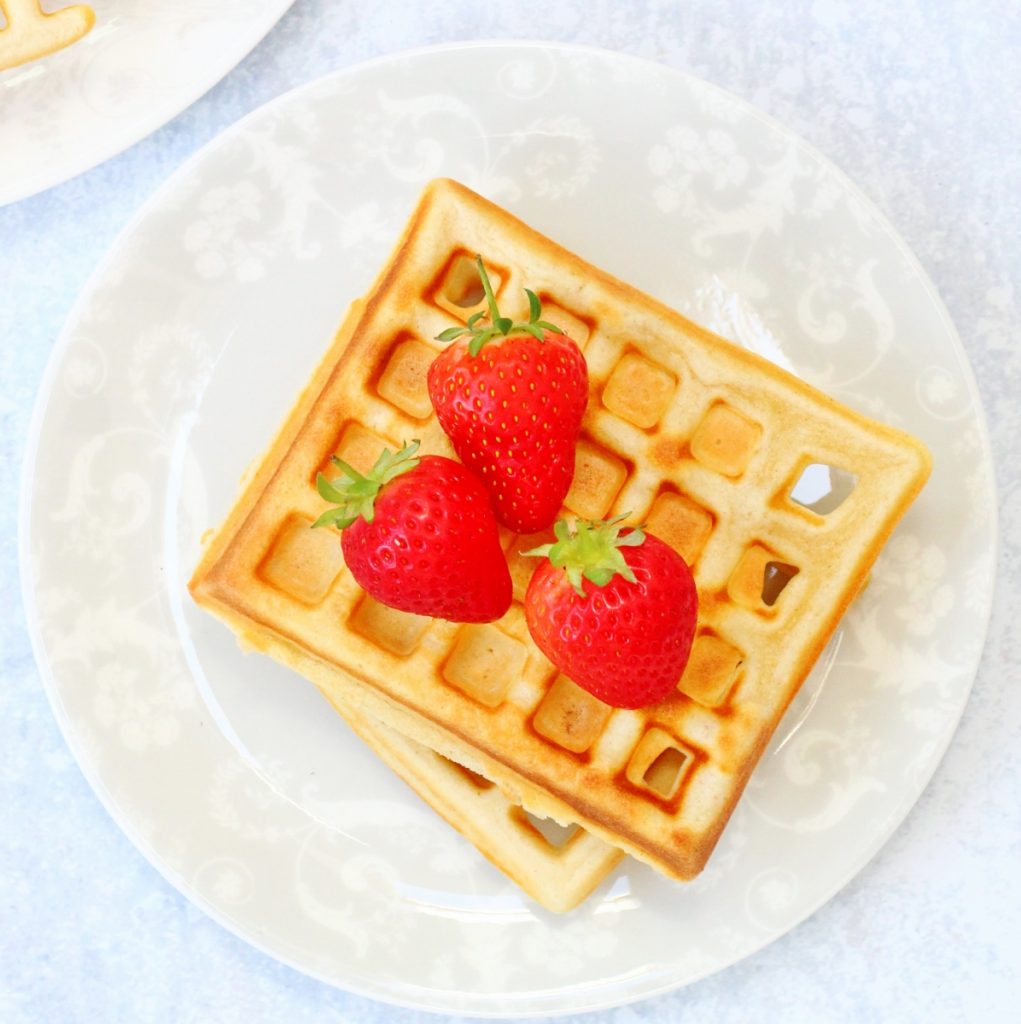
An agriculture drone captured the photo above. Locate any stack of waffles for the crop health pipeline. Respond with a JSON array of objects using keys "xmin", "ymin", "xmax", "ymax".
[{"xmin": 190, "ymin": 178, "xmax": 931, "ymax": 912}]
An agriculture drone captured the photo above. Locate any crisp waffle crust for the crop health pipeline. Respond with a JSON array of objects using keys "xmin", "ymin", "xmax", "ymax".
[{"xmin": 191, "ymin": 179, "xmax": 931, "ymax": 893}]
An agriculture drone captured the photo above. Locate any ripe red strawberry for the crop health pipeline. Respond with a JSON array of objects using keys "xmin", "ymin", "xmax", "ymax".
[
  {"xmin": 428, "ymin": 257, "xmax": 588, "ymax": 534},
  {"xmin": 524, "ymin": 517, "xmax": 698, "ymax": 709},
  {"xmin": 313, "ymin": 441, "xmax": 511, "ymax": 623}
]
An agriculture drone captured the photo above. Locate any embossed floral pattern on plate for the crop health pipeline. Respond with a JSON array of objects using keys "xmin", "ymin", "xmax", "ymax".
[
  {"xmin": 0, "ymin": 0, "xmax": 294, "ymax": 205},
  {"xmin": 20, "ymin": 43, "xmax": 996, "ymax": 1016}
]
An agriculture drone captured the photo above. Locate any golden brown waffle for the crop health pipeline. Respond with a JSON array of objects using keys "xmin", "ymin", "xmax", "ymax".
[
  {"xmin": 0, "ymin": 1, "xmax": 94, "ymax": 71},
  {"xmin": 326, "ymin": 697, "xmax": 623, "ymax": 912},
  {"xmin": 190, "ymin": 178, "xmax": 931, "ymax": 885},
  {"xmin": 240, "ymin": 627, "xmax": 621, "ymax": 913},
  {"xmin": 206, "ymin": 283, "xmax": 622, "ymax": 913}
]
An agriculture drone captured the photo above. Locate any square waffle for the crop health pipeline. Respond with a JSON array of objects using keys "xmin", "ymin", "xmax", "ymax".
[{"xmin": 190, "ymin": 178, "xmax": 931, "ymax": 886}]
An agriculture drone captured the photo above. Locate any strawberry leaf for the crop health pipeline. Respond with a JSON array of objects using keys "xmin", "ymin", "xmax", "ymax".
[
  {"xmin": 523, "ymin": 515, "xmax": 645, "ymax": 597},
  {"xmin": 316, "ymin": 474, "xmax": 349, "ymax": 503},
  {"xmin": 313, "ymin": 440, "xmax": 421, "ymax": 531},
  {"xmin": 526, "ymin": 288, "xmax": 542, "ymax": 323},
  {"xmin": 533, "ymin": 319, "xmax": 564, "ymax": 335},
  {"xmin": 437, "ymin": 326, "xmax": 468, "ymax": 342},
  {"xmin": 311, "ymin": 505, "xmax": 356, "ymax": 530},
  {"xmin": 565, "ymin": 563, "xmax": 585, "ymax": 596},
  {"xmin": 329, "ymin": 455, "xmax": 365, "ymax": 481},
  {"xmin": 434, "ymin": 256, "xmax": 567, "ymax": 354},
  {"xmin": 468, "ymin": 329, "xmax": 497, "ymax": 357},
  {"xmin": 617, "ymin": 530, "xmax": 646, "ymax": 547}
]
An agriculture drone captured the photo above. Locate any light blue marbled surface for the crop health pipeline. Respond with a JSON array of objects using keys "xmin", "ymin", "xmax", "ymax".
[{"xmin": 3, "ymin": 1, "xmax": 1020, "ymax": 1021}]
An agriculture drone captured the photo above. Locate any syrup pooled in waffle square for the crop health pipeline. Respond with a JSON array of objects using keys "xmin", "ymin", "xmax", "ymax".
[{"xmin": 191, "ymin": 178, "xmax": 931, "ymax": 884}]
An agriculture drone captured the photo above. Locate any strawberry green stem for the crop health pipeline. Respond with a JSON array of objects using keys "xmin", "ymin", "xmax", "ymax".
[
  {"xmin": 435, "ymin": 256, "xmax": 564, "ymax": 357},
  {"xmin": 312, "ymin": 440, "xmax": 420, "ymax": 530},
  {"xmin": 478, "ymin": 255, "xmax": 504, "ymax": 333},
  {"xmin": 524, "ymin": 515, "xmax": 646, "ymax": 597}
]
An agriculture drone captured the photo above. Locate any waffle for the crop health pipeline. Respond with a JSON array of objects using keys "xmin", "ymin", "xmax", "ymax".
[
  {"xmin": 323, "ymin": 694, "xmax": 623, "ymax": 912},
  {"xmin": 190, "ymin": 178, "xmax": 931, "ymax": 887},
  {"xmin": 208, "ymin": 288, "xmax": 622, "ymax": 913},
  {"xmin": 0, "ymin": 1, "xmax": 94, "ymax": 71}
]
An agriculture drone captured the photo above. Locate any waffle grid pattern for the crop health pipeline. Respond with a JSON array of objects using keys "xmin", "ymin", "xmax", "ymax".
[{"xmin": 192, "ymin": 179, "xmax": 930, "ymax": 879}]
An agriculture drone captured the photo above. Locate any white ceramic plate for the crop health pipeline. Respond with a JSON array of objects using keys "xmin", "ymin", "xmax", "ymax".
[
  {"xmin": 20, "ymin": 43, "xmax": 996, "ymax": 1017},
  {"xmin": 0, "ymin": 0, "xmax": 293, "ymax": 206}
]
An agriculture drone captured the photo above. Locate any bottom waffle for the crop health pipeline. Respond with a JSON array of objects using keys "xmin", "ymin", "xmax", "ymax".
[
  {"xmin": 332, "ymin": 698, "xmax": 624, "ymax": 913},
  {"xmin": 238, "ymin": 620, "xmax": 621, "ymax": 912}
]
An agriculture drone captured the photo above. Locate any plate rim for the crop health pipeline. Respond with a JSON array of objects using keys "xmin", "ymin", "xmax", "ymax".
[
  {"xmin": 0, "ymin": 0, "xmax": 296, "ymax": 207},
  {"xmin": 17, "ymin": 39, "xmax": 1000, "ymax": 1017}
]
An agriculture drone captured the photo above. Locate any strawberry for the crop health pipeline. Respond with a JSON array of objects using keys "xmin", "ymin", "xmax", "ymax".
[
  {"xmin": 313, "ymin": 441, "xmax": 511, "ymax": 623},
  {"xmin": 523, "ymin": 517, "xmax": 698, "ymax": 709},
  {"xmin": 428, "ymin": 257, "xmax": 588, "ymax": 534}
]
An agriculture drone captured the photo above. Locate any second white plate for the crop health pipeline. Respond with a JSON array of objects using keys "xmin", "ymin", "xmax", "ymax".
[
  {"xmin": 0, "ymin": 0, "xmax": 294, "ymax": 206},
  {"xmin": 21, "ymin": 43, "xmax": 996, "ymax": 1016}
]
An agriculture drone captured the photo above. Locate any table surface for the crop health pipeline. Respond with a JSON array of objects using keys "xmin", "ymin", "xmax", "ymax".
[{"xmin": 3, "ymin": 1, "xmax": 1019, "ymax": 1021}]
